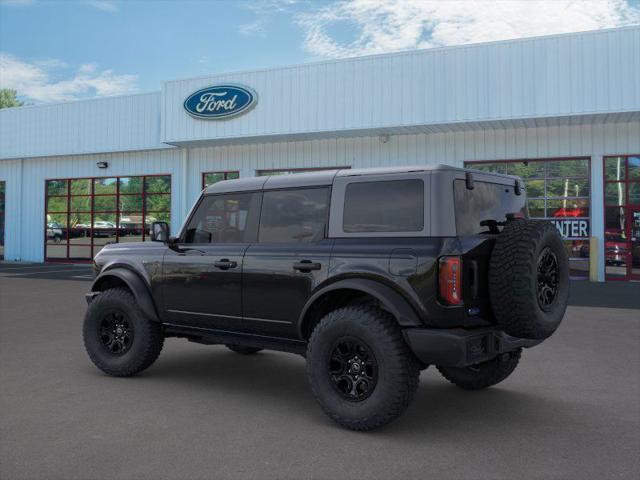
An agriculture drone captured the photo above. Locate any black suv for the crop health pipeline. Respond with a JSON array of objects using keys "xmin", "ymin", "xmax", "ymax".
[{"xmin": 83, "ymin": 166, "xmax": 569, "ymax": 431}]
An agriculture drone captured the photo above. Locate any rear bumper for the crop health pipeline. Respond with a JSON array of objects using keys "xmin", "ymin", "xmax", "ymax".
[{"xmin": 403, "ymin": 327, "xmax": 541, "ymax": 368}]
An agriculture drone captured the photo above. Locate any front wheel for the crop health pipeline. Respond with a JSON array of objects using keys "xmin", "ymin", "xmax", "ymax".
[
  {"xmin": 437, "ymin": 349, "xmax": 521, "ymax": 390},
  {"xmin": 83, "ymin": 288, "xmax": 164, "ymax": 377},
  {"xmin": 306, "ymin": 306, "xmax": 420, "ymax": 431}
]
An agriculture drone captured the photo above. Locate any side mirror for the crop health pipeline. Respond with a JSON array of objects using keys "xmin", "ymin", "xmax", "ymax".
[{"xmin": 150, "ymin": 221, "xmax": 170, "ymax": 242}]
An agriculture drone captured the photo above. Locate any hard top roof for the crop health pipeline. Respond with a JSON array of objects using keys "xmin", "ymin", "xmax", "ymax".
[{"xmin": 203, "ymin": 164, "xmax": 519, "ymax": 194}]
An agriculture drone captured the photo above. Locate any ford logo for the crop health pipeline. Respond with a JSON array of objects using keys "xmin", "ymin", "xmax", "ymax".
[{"xmin": 183, "ymin": 84, "xmax": 257, "ymax": 119}]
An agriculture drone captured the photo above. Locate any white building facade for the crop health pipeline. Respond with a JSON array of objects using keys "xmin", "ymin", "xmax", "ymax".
[{"xmin": 1, "ymin": 26, "xmax": 639, "ymax": 281}]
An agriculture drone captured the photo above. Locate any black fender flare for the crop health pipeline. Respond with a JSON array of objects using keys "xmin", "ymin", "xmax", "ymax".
[
  {"xmin": 297, "ymin": 278, "xmax": 422, "ymax": 337},
  {"xmin": 91, "ymin": 267, "xmax": 160, "ymax": 322}
]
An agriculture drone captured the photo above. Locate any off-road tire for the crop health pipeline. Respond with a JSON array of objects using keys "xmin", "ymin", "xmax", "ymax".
[
  {"xmin": 437, "ymin": 349, "xmax": 521, "ymax": 390},
  {"xmin": 83, "ymin": 288, "xmax": 164, "ymax": 377},
  {"xmin": 306, "ymin": 305, "xmax": 420, "ymax": 431},
  {"xmin": 225, "ymin": 344, "xmax": 263, "ymax": 355},
  {"xmin": 489, "ymin": 219, "xmax": 569, "ymax": 340}
]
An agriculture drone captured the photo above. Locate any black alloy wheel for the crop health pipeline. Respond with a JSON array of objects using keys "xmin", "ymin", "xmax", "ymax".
[
  {"xmin": 83, "ymin": 288, "xmax": 164, "ymax": 377},
  {"xmin": 306, "ymin": 305, "xmax": 420, "ymax": 431},
  {"xmin": 329, "ymin": 337, "xmax": 378, "ymax": 402},
  {"xmin": 537, "ymin": 247, "xmax": 559, "ymax": 309},
  {"xmin": 99, "ymin": 311, "xmax": 134, "ymax": 355}
]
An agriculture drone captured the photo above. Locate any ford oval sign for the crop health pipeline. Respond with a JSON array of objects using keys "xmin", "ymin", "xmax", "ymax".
[{"xmin": 183, "ymin": 84, "xmax": 257, "ymax": 120}]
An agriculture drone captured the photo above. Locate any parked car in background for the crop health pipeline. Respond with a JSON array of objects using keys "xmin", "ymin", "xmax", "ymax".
[
  {"xmin": 46, "ymin": 222, "xmax": 64, "ymax": 243},
  {"xmin": 604, "ymin": 232, "xmax": 628, "ymax": 266},
  {"xmin": 92, "ymin": 221, "xmax": 116, "ymax": 237}
]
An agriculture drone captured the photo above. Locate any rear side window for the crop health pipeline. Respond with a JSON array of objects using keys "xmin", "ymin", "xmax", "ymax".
[
  {"xmin": 183, "ymin": 193, "xmax": 260, "ymax": 244},
  {"xmin": 454, "ymin": 180, "xmax": 527, "ymax": 235},
  {"xmin": 259, "ymin": 188, "xmax": 330, "ymax": 243},
  {"xmin": 343, "ymin": 179, "xmax": 424, "ymax": 233}
]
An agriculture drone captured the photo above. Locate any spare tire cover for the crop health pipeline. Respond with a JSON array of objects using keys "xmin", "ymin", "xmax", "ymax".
[{"xmin": 489, "ymin": 220, "xmax": 569, "ymax": 340}]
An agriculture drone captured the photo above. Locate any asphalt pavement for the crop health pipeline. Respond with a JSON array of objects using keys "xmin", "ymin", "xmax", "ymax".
[{"xmin": 0, "ymin": 264, "xmax": 639, "ymax": 480}]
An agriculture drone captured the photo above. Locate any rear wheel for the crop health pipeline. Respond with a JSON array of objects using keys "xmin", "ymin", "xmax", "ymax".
[
  {"xmin": 225, "ymin": 344, "xmax": 262, "ymax": 355},
  {"xmin": 437, "ymin": 349, "xmax": 521, "ymax": 390},
  {"xmin": 306, "ymin": 305, "xmax": 420, "ymax": 431},
  {"xmin": 83, "ymin": 288, "xmax": 164, "ymax": 377}
]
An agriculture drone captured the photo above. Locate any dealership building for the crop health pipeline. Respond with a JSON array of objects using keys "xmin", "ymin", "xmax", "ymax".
[{"xmin": 0, "ymin": 26, "xmax": 639, "ymax": 281}]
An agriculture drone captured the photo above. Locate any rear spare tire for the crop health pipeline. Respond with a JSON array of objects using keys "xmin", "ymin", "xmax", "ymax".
[{"xmin": 489, "ymin": 219, "xmax": 569, "ymax": 340}]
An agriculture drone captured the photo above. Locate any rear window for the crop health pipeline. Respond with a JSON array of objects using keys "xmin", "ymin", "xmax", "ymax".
[
  {"xmin": 343, "ymin": 179, "xmax": 424, "ymax": 233},
  {"xmin": 454, "ymin": 180, "xmax": 527, "ymax": 235}
]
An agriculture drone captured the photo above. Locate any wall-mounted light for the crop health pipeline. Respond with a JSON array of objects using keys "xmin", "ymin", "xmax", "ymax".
[
  {"xmin": 379, "ymin": 133, "xmax": 390, "ymax": 144},
  {"xmin": 96, "ymin": 162, "xmax": 108, "ymax": 169}
]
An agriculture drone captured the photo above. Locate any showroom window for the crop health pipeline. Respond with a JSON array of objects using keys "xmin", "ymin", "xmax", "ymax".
[
  {"xmin": 202, "ymin": 171, "xmax": 239, "ymax": 188},
  {"xmin": 465, "ymin": 158, "xmax": 591, "ymax": 278},
  {"xmin": 45, "ymin": 175, "xmax": 171, "ymax": 261},
  {"xmin": 257, "ymin": 167, "xmax": 349, "ymax": 176},
  {"xmin": 0, "ymin": 181, "xmax": 5, "ymax": 260},
  {"xmin": 603, "ymin": 155, "xmax": 640, "ymax": 280}
]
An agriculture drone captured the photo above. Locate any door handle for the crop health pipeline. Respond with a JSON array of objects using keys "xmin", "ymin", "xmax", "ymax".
[
  {"xmin": 214, "ymin": 259, "xmax": 238, "ymax": 270},
  {"xmin": 293, "ymin": 260, "xmax": 322, "ymax": 272}
]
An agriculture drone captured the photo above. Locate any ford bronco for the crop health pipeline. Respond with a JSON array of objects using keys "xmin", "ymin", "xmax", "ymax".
[{"xmin": 83, "ymin": 166, "xmax": 569, "ymax": 431}]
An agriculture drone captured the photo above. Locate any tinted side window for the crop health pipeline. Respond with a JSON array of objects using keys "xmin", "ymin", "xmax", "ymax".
[
  {"xmin": 259, "ymin": 188, "xmax": 329, "ymax": 243},
  {"xmin": 454, "ymin": 180, "xmax": 528, "ymax": 235},
  {"xmin": 184, "ymin": 193, "xmax": 260, "ymax": 244},
  {"xmin": 343, "ymin": 179, "xmax": 424, "ymax": 233}
]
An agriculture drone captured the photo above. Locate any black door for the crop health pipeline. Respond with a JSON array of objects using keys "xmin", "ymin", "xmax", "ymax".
[
  {"xmin": 161, "ymin": 192, "xmax": 261, "ymax": 330},
  {"xmin": 242, "ymin": 187, "xmax": 332, "ymax": 338}
]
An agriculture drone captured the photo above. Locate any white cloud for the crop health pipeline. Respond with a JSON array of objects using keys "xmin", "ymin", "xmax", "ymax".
[
  {"xmin": 297, "ymin": 0, "xmax": 640, "ymax": 59},
  {"xmin": 34, "ymin": 58, "xmax": 69, "ymax": 69},
  {"xmin": 83, "ymin": 0, "xmax": 118, "ymax": 13},
  {"xmin": 78, "ymin": 63, "xmax": 97, "ymax": 74},
  {"xmin": 242, "ymin": 0, "xmax": 299, "ymax": 15},
  {"xmin": 238, "ymin": 19, "xmax": 266, "ymax": 36},
  {"xmin": 0, "ymin": 53, "xmax": 138, "ymax": 103}
]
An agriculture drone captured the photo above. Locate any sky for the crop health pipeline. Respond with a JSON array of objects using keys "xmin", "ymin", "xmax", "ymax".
[{"xmin": 1, "ymin": 0, "xmax": 639, "ymax": 104}]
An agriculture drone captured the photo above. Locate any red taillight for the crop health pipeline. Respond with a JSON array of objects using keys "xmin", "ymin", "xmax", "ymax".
[{"xmin": 438, "ymin": 256, "xmax": 462, "ymax": 306}]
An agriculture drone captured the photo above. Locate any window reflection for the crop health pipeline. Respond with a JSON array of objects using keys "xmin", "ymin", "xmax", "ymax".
[
  {"xmin": 605, "ymin": 183, "xmax": 625, "ymax": 206},
  {"xmin": 203, "ymin": 171, "xmax": 239, "ymax": 188},
  {"xmin": 45, "ymin": 175, "xmax": 171, "ymax": 259},
  {"xmin": 605, "ymin": 157, "xmax": 626, "ymax": 181},
  {"xmin": 184, "ymin": 193, "xmax": 259, "ymax": 244},
  {"xmin": 466, "ymin": 158, "xmax": 591, "ymax": 278}
]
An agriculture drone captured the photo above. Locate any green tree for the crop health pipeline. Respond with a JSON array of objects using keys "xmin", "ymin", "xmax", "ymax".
[{"xmin": 0, "ymin": 89, "xmax": 24, "ymax": 109}]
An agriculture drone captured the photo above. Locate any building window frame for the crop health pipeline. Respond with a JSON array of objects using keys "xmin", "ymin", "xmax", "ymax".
[
  {"xmin": 44, "ymin": 174, "xmax": 171, "ymax": 262},
  {"xmin": 602, "ymin": 154, "xmax": 640, "ymax": 281},
  {"xmin": 202, "ymin": 171, "xmax": 240, "ymax": 189}
]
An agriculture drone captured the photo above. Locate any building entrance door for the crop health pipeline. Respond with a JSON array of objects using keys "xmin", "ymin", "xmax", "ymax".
[
  {"xmin": 630, "ymin": 207, "xmax": 640, "ymax": 280},
  {"xmin": 0, "ymin": 181, "xmax": 5, "ymax": 260},
  {"xmin": 604, "ymin": 155, "xmax": 640, "ymax": 281}
]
